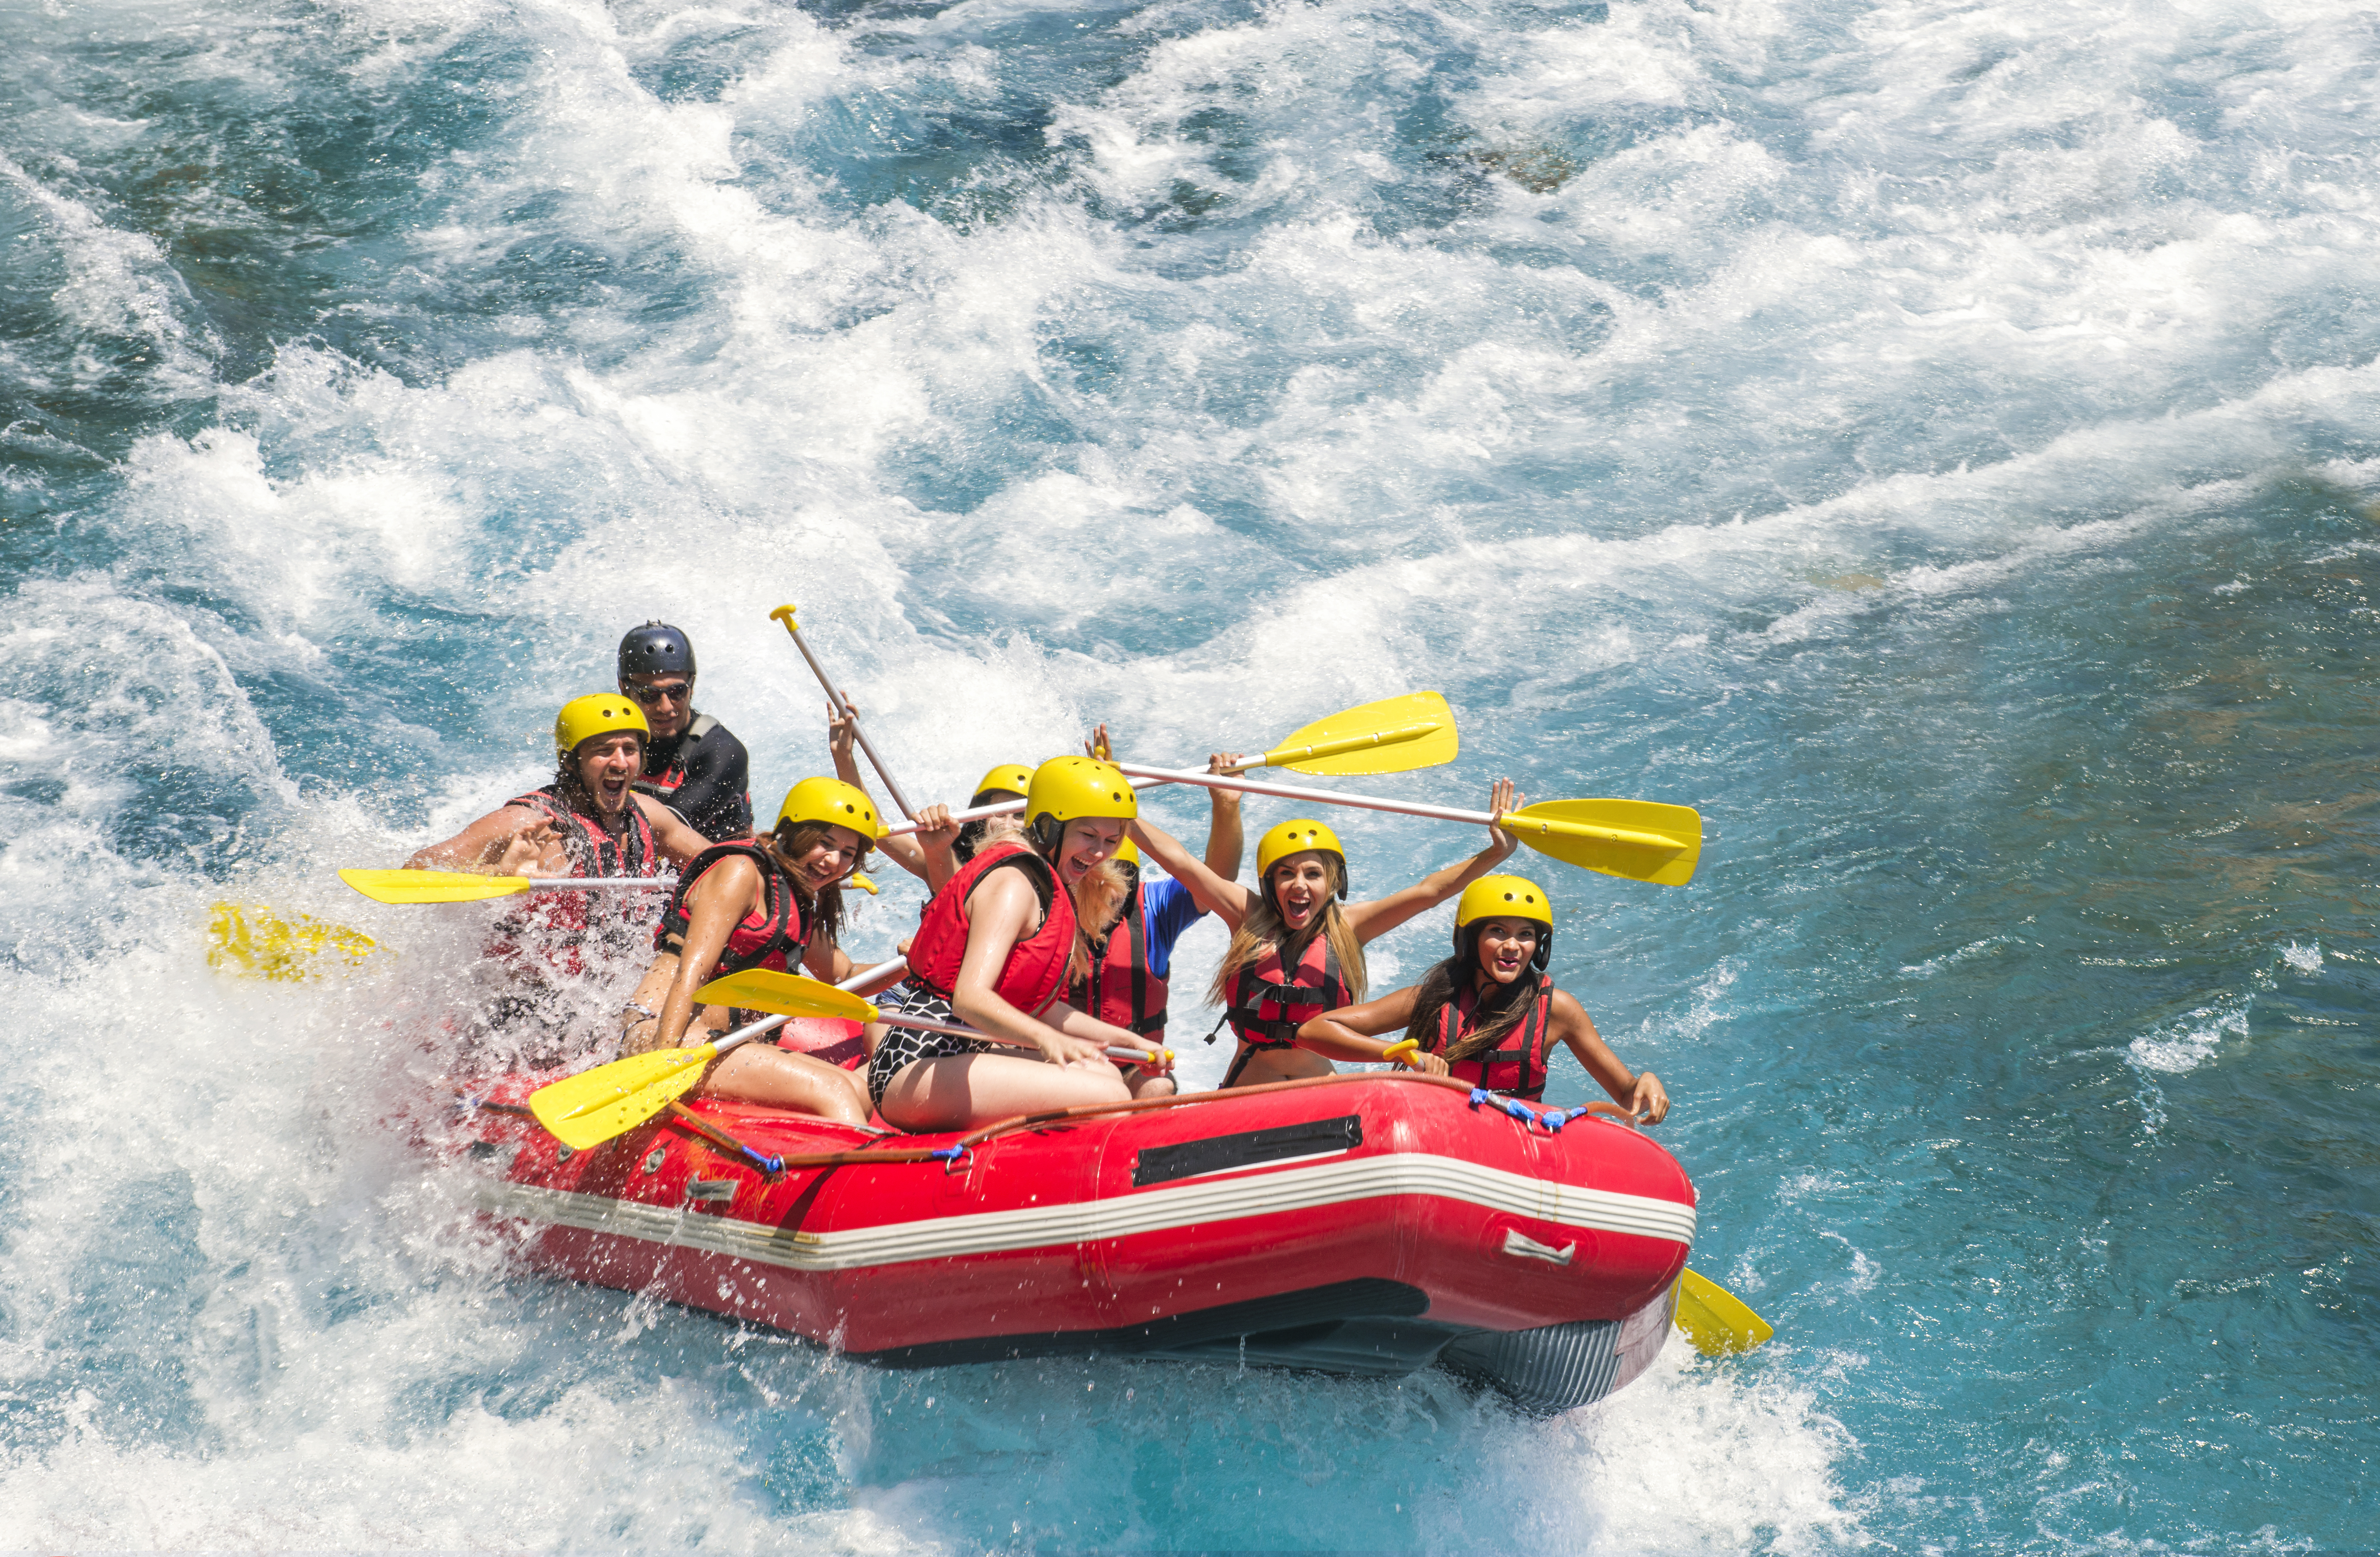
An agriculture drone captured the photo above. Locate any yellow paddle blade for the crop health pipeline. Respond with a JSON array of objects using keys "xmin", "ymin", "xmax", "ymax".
[
  {"xmin": 529, "ymin": 1044, "xmax": 721, "ymax": 1151},
  {"xmin": 338, "ymin": 868, "xmax": 538, "ymax": 905},
  {"xmin": 206, "ymin": 902, "xmax": 380, "ymax": 982},
  {"xmin": 696, "ymin": 969, "xmax": 881, "ymax": 1023},
  {"xmin": 1674, "ymin": 1268, "xmax": 1774, "ymax": 1357},
  {"xmin": 1260, "ymin": 692, "xmax": 1458, "ymax": 776},
  {"xmin": 1504, "ymin": 799, "xmax": 1703, "ymax": 886}
]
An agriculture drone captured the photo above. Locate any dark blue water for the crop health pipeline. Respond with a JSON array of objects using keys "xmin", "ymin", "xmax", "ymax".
[{"xmin": 3, "ymin": 0, "xmax": 2376, "ymax": 1547}]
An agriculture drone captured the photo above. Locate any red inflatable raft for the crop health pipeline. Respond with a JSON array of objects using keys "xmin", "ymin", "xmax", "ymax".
[{"xmin": 457, "ymin": 1070, "xmax": 1696, "ymax": 1411}]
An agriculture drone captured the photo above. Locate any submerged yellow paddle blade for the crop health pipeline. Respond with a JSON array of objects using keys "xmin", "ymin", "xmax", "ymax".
[
  {"xmin": 1505, "ymin": 798, "xmax": 1702, "ymax": 886},
  {"xmin": 1261, "ymin": 692, "xmax": 1459, "ymax": 776},
  {"xmin": 529, "ymin": 1045, "xmax": 720, "ymax": 1151},
  {"xmin": 207, "ymin": 902, "xmax": 380, "ymax": 982},
  {"xmin": 338, "ymin": 868, "xmax": 537, "ymax": 904},
  {"xmin": 696, "ymin": 969, "xmax": 880, "ymax": 1023},
  {"xmin": 1674, "ymin": 1268, "xmax": 1774, "ymax": 1357}
]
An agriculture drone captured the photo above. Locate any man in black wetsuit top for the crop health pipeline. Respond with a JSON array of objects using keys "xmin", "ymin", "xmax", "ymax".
[{"xmin": 617, "ymin": 621, "xmax": 754, "ymax": 842}]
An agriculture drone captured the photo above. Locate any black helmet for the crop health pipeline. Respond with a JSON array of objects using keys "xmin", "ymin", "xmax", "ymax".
[{"xmin": 618, "ymin": 621, "xmax": 695, "ymax": 680}]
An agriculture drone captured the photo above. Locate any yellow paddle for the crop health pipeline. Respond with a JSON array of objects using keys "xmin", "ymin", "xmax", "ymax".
[
  {"xmin": 700, "ymin": 968, "xmax": 1173, "ymax": 1067},
  {"xmin": 1674, "ymin": 1268, "xmax": 1775, "ymax": 1355},
  {"xmin": 528, "ymin": 961, "xmax": 901, "ymax": 1151},
  {"xmin": 1111, "ymin": 763, "xmax": 1702, "ymax": 886},
  {"xmin": 881, "ymin": 694, "xmax": 1460, "ymax": 840},
  {"xmin": 337, "ymin": 868, "xmax": 673, "ymax": 905},
  {"xmin": 1245, "ymin": 692, "xmax": 1457, "ymax": 776},
  {"xmin": 206, "ymin": 902, "xmax": 380, "ymax": 981}
]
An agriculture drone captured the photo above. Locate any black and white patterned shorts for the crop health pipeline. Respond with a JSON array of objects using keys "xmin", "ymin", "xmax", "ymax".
[{"xmin": 868, "ymin": 980, "xmax": 999, "ymax": 1109}]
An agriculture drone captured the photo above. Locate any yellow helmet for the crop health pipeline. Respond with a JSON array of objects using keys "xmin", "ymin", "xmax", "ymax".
[
  {"xmin": 1255, "ymin": 819, "xmax": 1347, "ymax": 901},
  {"xmin": 1455, "ymin": 873, "xmax": 1553, "ymax": 971},
  {"xmin": 969, "ymin": 763, "xmax": 1036, "ymax": 806},
  {"xmin": 1455, "ymin": 873, "xmax": 1552, "ymax": 929},
  {"xmin": 1025, "ymin": 756, "xmax": 1136, "ymax": 851},
  {"xmin": 1111, "ymin": 836, "xmax": 1141, "ymax": 869},
  {"xmin": 555, "ymin": 694, "xmax": 649, "ymax": 757},
  {"xmin": 775, "ymin": 776, "xmax": 886, "ymax": 846}
]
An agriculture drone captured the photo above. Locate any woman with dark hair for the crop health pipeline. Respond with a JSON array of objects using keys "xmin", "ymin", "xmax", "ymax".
[
  {"xmin": 1293, "ymin": 874, "xmax": 1669, "ymax": 1121},
  {"xmin": 1127, "ymin": 782, "xmax": 1522, "ymax": 1088},
  {"xmin": 616, "ymin": 777, "xmax": 898, "ymax": 1124}
]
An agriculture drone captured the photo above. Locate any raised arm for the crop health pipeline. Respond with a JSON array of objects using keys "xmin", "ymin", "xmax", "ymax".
[
  {"xmin": 827, "ymin": 695, "xmax": 934, "ymax": 881},
  {"xmin": 1202, "ymin": 752, "xmax": 1247, "ymax": 880},
  {"xmin": 1343, "ymin": 778, "xmax": 1522, "ymax": 943},
  {"xmin": 1127, "ymin": 814, "xmax": 1256, "ymax": 928},
  {"xmin": 1550, "ymin": 990, "xmax": 1669, "ymax": 1123},
  {"xmin": 1295, "ymin": 986, "xmax": 1444, "ymax": 1072}
]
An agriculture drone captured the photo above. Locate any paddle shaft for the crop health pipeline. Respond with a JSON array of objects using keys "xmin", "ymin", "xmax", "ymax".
[
  {"xmin": 1114, "ymin": 763, "xmax": 1684, "ymax": 854},
  {"xmin": 772, "ymin": 605, "xmax": 917, "ymax": 820},
  {"xmin": 881, "ymin": 776, "xmax": 1166, "ymax": 838},
  {"xmin": 520, "ymin": 875, "xmax": 674, "ymax": 891},
  {"xmin": 878, "ymin": 1006, "xmax": 1164, "ymax": 1066},
  {"xmin": 704, "ymin": 957, "xmax": 908, "ymax": 1061}
]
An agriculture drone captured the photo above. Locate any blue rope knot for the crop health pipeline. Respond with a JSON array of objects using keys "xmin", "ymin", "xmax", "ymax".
[
  {"xmin": 1501, "ymin": 1098, "xmax": 1535, "ymax": 1124},
  {"xmin": 747, "ymin": 1148, "xmax": 787, "ymax": 1176},
  {"xmin": 931, "ymin": 1143, "xmax": 973, "ymax": 1174},
  {"xmin": 1467, "ymin": 1088, "xmax": 1492, "ymax": 1109}
]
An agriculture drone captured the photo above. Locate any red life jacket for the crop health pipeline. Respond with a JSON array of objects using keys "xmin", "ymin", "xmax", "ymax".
[
  {"xmin": 1428, "ymin": 975, "xmax": 1558, "ymax": 1100},
  {"xmin": 655, "ymin": 842, "xmax": 809, "ymax": 978},
  {"xmin": 1222, "ymin": 933, "xmax": 1349, "ymax": 1050},
  {"xmin": 487, "ymin": 785, "xmax": 663, "ymax": 978},
  {"xmin": 907, "ymin": 842, "xmax": 1076, "ymax": 1016},
  {"xmin": 1068, "ymin": 882, "xmax": 1169, "ymax": 1037}
]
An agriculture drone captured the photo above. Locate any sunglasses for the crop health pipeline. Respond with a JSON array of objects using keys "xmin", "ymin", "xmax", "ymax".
[{"xmin": 623, "ymin": 681, "xmax": 693, "ymax": 705}]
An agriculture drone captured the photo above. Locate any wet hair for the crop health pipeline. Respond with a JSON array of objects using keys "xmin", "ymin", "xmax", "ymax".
[
  {"xmin": 753, "ymin": 817, "xmax": 854, "ymax": 947},
  {"xmin": 1207, "ymin": 854, "xmax": 1367, "ymax": 1009},
  {"xmin": 1403, "ymin": 925, "xmax": 1545, "ymax": 1064}
]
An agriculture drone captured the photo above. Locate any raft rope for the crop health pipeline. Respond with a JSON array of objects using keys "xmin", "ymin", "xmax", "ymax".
[
  {"xmin": 665, "ymin": 1101, "xmax": 787, "ymax": 1176},
  {"xmin": 1464, "ymin": 1089, "xmax": 1609, "ymax": 1132}
]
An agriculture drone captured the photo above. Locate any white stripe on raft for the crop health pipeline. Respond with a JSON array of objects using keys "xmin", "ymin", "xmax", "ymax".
[{"xmin": 472, "ymin": 1151, "xmax": 1697, "ymax": 1273}]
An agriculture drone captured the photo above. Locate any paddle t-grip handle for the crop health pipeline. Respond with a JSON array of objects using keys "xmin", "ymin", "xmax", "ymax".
[{"xmin": 772, "ymin": 604, "xmax": 917, "ymax": 821}]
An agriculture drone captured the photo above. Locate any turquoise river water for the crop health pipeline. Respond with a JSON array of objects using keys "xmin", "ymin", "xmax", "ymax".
[{"xmin": 1, "ymin": 0, "xmax": 2376, "ymax": 1548}]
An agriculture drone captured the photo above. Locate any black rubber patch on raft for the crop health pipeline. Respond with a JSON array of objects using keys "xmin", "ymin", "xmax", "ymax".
[
  {"xmin": 853, "ymin": 1276, "xmax": 1435, "ymax": 1370},
  {"xmin": 1130, "ymin": 1114, "xmax": 1363, "ymax": 1188}
]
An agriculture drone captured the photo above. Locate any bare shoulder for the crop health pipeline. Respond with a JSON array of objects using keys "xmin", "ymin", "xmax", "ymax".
[{"xmin": 1546, "ymin": 986, "xmax": 1594, "ymax": 1025}]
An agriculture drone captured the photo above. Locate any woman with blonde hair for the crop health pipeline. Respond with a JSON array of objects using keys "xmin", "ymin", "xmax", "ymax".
[
  {"xmin": 619, "ymin": 777, "xmax": 897, "ymax": 1124},
  {"xmin": 872, "ymin": 757, "xmax": 1168, "ymax": 1131},
  {"xmin": 1127, "ymin": 779, "xmax": 1521, "ymax": 1087}
]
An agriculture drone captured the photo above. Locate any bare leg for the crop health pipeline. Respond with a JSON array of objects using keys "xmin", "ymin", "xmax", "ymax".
[
  {"xmin": 879, "ymin": 1051, "xmax": 1131, "ymax": 1133},
  {"xmin": 1125, "ymin": 1067, "xmax": 1177, "ymax": 1099},
  {"xmin": 699, "ymin": 1045, "xmax": 870, "ymax": 1126},
  {"xmin": 1224, "ymin": 1046, "xmax": 1334, "ymax": 1089}
]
